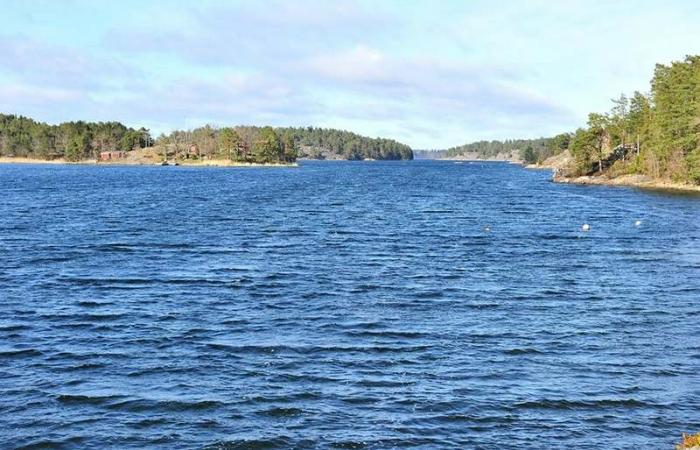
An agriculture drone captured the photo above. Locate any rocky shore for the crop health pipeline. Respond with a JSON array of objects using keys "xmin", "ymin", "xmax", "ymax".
[
  {"xmin": 524, "ymin": 150, "xmax": 700, "ymax": 194},
  {"xmin": 553, "ymin": 173, "xmax": 700, "ymax": 193}
]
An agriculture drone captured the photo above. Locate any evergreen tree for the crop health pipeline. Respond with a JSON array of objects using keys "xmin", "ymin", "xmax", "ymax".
[
  {"xmin": 522, "ymin": 145, "xmax": 537, "ymax": 164},
  {"xmin": 281, "ymin": 131, "xmax": 297, "ymax": 162},
  {"xmin": 219, "ymin": 127, "xmax": 241, "ymax": 161},
  {"xmin": 254, "ymin": 127, "xmax": 281, "ymax": 163}
]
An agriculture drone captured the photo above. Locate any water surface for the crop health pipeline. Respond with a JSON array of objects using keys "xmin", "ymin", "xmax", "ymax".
[{"xmin": 1, "ymin": 161, "xmax": 699, "ymax": 449}]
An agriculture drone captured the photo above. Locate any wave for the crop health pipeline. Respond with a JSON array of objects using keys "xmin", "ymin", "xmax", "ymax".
[
  {"xmin": 0, "ymin": 324, "xmax": 32, "ymax": 332},
  {"xmin": 255, "ymin": 407, "xmax": 303, "ymax": 417},
  {"xmin": 56, "ymin": 393, "xmax": 125, "ymax": 405},
  {"xmin": 503, "ymin": 348, "xmax": 544, "ymax": 355},
  {"xmin": 75, "ymin": 300, "xmax": 111, "ymax": 308},
  {"xmin": 512, "ymin": 398, "xmax": 653, "ymax": 410},
  {"xmin": 14, "ymin": 436, "xmax": 86, "ymax": 450},
  {"xmin": 108, "ymin": 398, "xmax": 223, "ymax": 412},
  {"xmin": 204, "ymin": 437, "xmax": 295, "ymax": 450},
  {"xmin": 206, "ymin": 342, "xmax": 431, "ymax": 355},
  {"xmin": 343, "ymin": 330, "xmax": 427, "ymax": 339},
  {"xmin": 0, "ymin": 348, "xmax": 43, "ymax": 358}
]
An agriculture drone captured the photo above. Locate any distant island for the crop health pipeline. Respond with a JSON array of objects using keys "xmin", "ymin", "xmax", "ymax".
[
  {"xmin": 444, "ymin": 137, "xmax": 563, "ymax": 163},
  {"xmin": 4, "ymin": 55, "xmax": 697, "ymax": 183},
  {"xmin": 0, "ymin": 116, "xmax": 414, "ymax": 166},
  {"xmin": 422, "ymin": 55, "xmax": 700, "ymax": 192},
  {"xmin": 281, "ymin": 127, "xmax": 413, "ymax": 161}
]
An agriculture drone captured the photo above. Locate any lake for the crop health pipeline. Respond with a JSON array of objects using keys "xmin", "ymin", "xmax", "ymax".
[{"xmin": 1, "ymin": 161, "xmax": 698, "ymax": 449}]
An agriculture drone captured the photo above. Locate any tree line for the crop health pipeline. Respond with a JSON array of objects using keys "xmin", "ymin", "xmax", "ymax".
[
  {"xmin": 569, "ymin": 55, "xmax": 700, "ymax": 183},
  {"xmin": 444, "ymin": 55, "xmax": 700, "ymax": 184},
  {"xmin": 444, "ymin": 135, "xmax": 570, "ymax": 164},
  {"xmin": 154, "ymin": 125, "xmax": 414, "ymax": 163},
  {"xmin": 155, "ymin": 125, "xmax": 298, "ymax": 163},
  {"xmin": 0, "ymin": 114, "xmax": 150, "ymax": 161},
  {"xmin": 277, "ymin": 127, "xmax": 413, "ymax": 160},
  {"xmin": 0, "ymin": 115, "xmax": 414, "ymax": 163}
]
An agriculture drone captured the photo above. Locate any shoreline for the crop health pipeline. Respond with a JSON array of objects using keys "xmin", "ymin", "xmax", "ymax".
[
  {"xmin": 444, "ymin": 156, "xmax": 522, "ymax": 163},
  {"xmin": 553, "ymin": 173, "xmax": 700, "ymax": 193},
  {"xmin": 0, "ymin": 157, "xmax": 70, "ymax": 165},
  {"xmin": 524, "ymin": 165, "xmax": 700, "ymax": 193},
  {"xmin": 171, "ymin": 160, "xmax": 297, "ymax": 168},
  {"xmin": 0, "ymin": 157, "xmax": 297, "ymax": 168},
  {"xmin": 2, "ymin": 156, "xmax": 698, "ymax": 192},
  {"xmin": 524, "ymin": 156, "xmax": 700, "ymax": 194}
]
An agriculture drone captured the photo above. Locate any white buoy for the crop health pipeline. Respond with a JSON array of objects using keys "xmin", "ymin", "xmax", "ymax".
[
  {"xmin": 484, "ymin": 225, "xmax": 491, "ymax": 232},
  {"xmin": 581, "ymin": 223, "xmax": 590, "ymax": 232},
  {"xmin": 634, "ymin": 220, "xmax": 642, "ymax": 227}
]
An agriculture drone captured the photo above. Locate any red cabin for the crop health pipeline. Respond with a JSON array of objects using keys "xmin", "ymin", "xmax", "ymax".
[{"xmin": 99, "ymin": 151, "xmax": 126, "ymax": 161}]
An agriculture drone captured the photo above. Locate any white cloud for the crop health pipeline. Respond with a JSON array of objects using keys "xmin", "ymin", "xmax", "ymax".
[
  {"xmin": 308, "ymin": 45, "xmax": 388, "ymax": 83},
  {"xmin": 0, "ymin": 83, "xmax": 82, "ymax": 103},
  {"xmin": 2, "ymin": 0, "xmax": 700, "ymax": 147}
]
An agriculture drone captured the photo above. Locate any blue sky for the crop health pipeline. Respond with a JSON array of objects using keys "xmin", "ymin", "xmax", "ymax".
[{"xmin": 1, "ymin": 0, "xmax": 699, "ymax": 148}]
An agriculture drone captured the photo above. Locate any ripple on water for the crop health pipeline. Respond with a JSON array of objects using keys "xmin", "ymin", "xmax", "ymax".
[{"xmin": 0, "ymin": 161, "xmax": 698, "ymax": 449}]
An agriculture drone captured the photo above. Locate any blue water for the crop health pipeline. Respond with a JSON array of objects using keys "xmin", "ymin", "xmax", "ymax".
[{"xmin": 1, "ymin": 161, "xmax": 699, "ymax": 449}]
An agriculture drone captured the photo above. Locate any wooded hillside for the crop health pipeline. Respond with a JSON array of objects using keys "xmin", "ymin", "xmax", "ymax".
[{"xmin": 0, "ymin": 116, "xmax": 413, "ymax": 163}]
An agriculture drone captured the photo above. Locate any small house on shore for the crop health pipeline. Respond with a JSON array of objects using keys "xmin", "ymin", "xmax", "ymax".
[{"xmin": 99, "ymin": 150, "xmax": 126, "ymax": 161}]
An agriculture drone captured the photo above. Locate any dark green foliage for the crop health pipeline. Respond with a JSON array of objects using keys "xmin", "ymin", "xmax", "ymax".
[
  {"xmin": 0, "ymin": 114, "xmax": 150, "ymax": 160},
  {"xmin": 522, "ymin": 145, "xmax": 537, "ymax": 164},
  {"xmin": 159, "ymin": 125, "xmax": 287, "ymax": 163},
  {"xmin": 445, "ymin": 135, "xmax": 570, "ymax": 163},
  {"xmin": 254, "ymin": 126, "xmax": 283, "ymax": 163},
  {"xmin": 65, "ymin": 132, "xmax": 90, "ymax": 162},
  {"xmin": 448, "ymin": 56, "xmax": 700, "ymax": 185},
  {"xmin": 646, "ymin": 56, "xmax": 700, "ymax": 182},
  {"xmin": 218, "ymin": 127, "xmax": 242, "ymax": 161},
  {"xmin": 281, "ymin": 131, "xmax": 297, "ymax": 162},
  {"xmin": 570, "ymin": 127, "xmax": 598, "ymax": 173},
  {"xmin": 157, "ymin": 125, "xmax": 413, "ymax": 162},
  {"xmin": 277, "ymin": 126, "xmax": 413, "ymax": 160},
  {"xmin": 1, "ymin": 114, "xmax": 412, "ymax": 164},
  {"xmin": 550, "ymin": 133, "xmax": 571, "ymax": 155},
  {"xmin": 568, "ymin": 55, "xmax": 700, "ymax": 183}
]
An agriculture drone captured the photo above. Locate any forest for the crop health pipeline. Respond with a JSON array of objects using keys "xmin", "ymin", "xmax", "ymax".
[
  {"xmin": 6, "ymin": 55, "xmax": 695, "ymax": 176},
  {"xmin": 568, "ymin": 55, "xmax": 700, "ymax": 183},
  {"xmin": 156, "ymin": 126, "xmax": 413, "ymax": 162},
  {"xmin": 155, "ymin": 126, "xmax": 296, "ymax": 164},
  {"xmin": 0, "ymin": 116, "xmax": 413, "ymax": 163},
  {"xmin": 444, "ymin": 135, "xmax": 570, "ymax": 163},
  {"xmin": 0, "ymin": 114, "xmax": 150, "ymax": 161},
  {"xmin": 444, "ymin": 56, "xmax": 700, "ymax": 185},
  {"xmin": 277, "ymin": 127, "xmax": 413, "ymax": 160}
]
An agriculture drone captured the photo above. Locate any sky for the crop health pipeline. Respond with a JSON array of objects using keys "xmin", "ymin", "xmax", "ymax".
[{"xmin": 1, "ymin": 0, "xmax": 699, "ymax": 149}]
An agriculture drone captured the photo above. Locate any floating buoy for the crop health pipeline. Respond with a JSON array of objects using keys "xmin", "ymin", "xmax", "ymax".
[
  {"xmin": 483, "ymin": 225, "xmax": 491, "ymax": 232},
  {"xmin": 581, "ymin": 223, "xmax": 590, "ymax": 232},
  {"xmin": 634, "ymin": 220, "xmax": 642, "ymax": 227}
]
